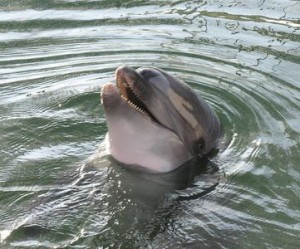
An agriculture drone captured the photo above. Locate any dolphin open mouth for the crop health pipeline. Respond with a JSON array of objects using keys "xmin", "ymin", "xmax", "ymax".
[{"xmin": 115, "ymin": 68, "xmax": 158, "ymax": 122}]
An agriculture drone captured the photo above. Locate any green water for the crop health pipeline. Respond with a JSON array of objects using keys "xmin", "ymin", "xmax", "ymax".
[{"xmin": 0, "ymin": 0, "xmax": 299, "ymax": 248}]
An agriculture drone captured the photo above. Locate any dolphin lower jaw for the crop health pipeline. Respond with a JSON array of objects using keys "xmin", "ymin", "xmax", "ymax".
[
  {"xmin": 101, "ymin": 82, "xmax": 191, "ymax": 173},
  {"xmin": 101, "ymin": 99, "xmax": 191, "ymax": 172}
]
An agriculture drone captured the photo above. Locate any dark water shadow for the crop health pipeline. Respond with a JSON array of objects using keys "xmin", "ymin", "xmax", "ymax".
[
  {"xmin": 78, "ymin": 155, "xmax": 221, "ymax": 248},
  {"xmin": 3, "ymin": 155, "xmax": 221, "ymax": 248}
]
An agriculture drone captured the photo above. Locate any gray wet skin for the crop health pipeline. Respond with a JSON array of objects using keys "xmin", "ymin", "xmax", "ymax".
[{"xmin": 101, "ymin": 66, "xmax": 222, "ymax": 173}]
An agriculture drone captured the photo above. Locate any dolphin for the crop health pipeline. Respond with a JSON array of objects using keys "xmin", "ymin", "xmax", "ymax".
[{"xmin": 101, "ymin": 66, "xmax": 222, "ymax": 173}]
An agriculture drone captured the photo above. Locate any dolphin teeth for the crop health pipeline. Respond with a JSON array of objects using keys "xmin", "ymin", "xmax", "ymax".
[
  {"xmin": 121, "ymin": 95, "xmax": 149, "ymax": 117},
  {"xmin": 116, "ymin": 75, "xmax": 154, "ymax": 120}
]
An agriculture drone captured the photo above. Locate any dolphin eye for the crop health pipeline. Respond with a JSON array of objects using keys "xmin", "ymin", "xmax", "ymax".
[{"xmin": 194, "ymin": 138, "xmax": 206, "ymax": 155}]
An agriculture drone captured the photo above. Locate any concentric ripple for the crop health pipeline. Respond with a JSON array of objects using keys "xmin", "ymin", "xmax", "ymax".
[{"xmin": 0, "ymin": 0, "xmax": 299, "ymax": 248}]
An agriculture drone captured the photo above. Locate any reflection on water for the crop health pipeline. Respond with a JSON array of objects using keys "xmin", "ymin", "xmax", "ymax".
[{"xmin": 0, "ymin": 0, "xmax": 299, "ymax": 248}]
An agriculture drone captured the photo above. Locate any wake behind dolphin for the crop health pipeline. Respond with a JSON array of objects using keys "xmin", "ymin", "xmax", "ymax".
[{"xmin": 101, "ymin": 66, "xmax": 222, "ymax": 172}]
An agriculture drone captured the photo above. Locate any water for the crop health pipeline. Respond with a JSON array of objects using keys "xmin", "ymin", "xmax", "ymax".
[{"xmin": 0, "ymin": 0, "xmax": 299, "ymax": 248}]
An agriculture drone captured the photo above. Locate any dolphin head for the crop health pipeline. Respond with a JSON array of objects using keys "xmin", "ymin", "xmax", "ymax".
[{"xmin": 101, "ymin": 66, "xmax": 222, "ymax": 172}]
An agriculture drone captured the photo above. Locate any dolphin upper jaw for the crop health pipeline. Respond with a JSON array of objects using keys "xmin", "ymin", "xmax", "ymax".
[{"xmin": 114, "ymin": 67, "xmax": 159, "ymax": 123}]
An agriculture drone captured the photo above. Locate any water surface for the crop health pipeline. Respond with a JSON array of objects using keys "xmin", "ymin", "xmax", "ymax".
[{"xmin": 0, "ymin": 0, "xmax": 300, "ymax": 248}]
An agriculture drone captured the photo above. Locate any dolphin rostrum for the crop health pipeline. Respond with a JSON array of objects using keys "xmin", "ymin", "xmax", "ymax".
[{"xmin": 101, "ymin": 66, "xmax": 222, "ymax": 173}]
